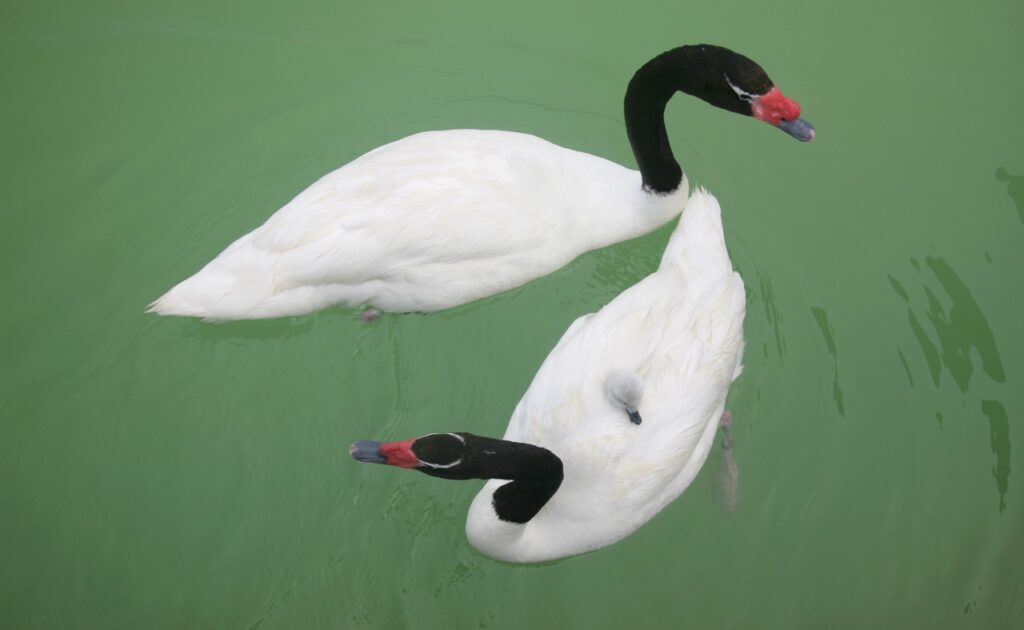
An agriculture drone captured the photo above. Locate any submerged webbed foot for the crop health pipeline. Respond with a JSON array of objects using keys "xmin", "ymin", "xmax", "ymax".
[
  {"xmin": 359, "ymin": 307, "xmax": 382, "ymax": 323},
  {"xmin": 715, "ymin": 410, "xmax": 738, "ymax": 514}
]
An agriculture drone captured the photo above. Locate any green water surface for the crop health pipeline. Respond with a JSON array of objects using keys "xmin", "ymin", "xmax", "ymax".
[{"xmin": 2, "ymin": 0, "xmax": 1022, "ymax": 627}]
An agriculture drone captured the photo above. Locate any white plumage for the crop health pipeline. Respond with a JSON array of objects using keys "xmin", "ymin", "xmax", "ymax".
[
  {"xmin": 149, "ymin": 130, "xmax": 687, "ymax": 320},
  {"xmin": 465, "ymin": 188, "xmax": 745, "ymax": 562},
  {"xmin": 150, "ymin": 44, "xmax": 813, "ymax": 321}
]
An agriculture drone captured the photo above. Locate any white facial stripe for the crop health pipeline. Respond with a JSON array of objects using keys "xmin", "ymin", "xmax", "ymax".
[
  {"xmin": 422, "ymin": 432, "xmax": 465, "ymax": 443},
  {"xmin": 724, "ymin": 74, "xmax": 756, "ymax": 102},
  {"xmin": 416, "ymin": 432, "xmax": 466, "ymax": 468},
  {"xmin": 419, "ymin": 457, "xmax": 464, "ymax": 470}
]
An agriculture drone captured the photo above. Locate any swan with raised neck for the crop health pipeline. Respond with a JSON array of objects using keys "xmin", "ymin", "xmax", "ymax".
[
  {"xmin": 626, "ymin": 44, "xmax": 813, "ymax": 193},
  {"xmin": 149, "ymin": 44, "xmax": 811, "ymax": 320},
  {"xmin": 351, "ymin": 189, "xmax": 748, "ymax": 562}
]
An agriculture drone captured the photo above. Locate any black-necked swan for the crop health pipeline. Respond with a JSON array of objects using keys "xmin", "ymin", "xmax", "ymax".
[
  {"xmin": 149, "ymin": 44, "xmax": 811, "ymax": 320},
  {"xmin": 350, "ymin": 189, "xmax": 745, "ymax": 562}
]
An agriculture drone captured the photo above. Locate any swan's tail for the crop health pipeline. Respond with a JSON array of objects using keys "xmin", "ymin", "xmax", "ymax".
[
  {"xmin": 147, "ymin": 277, "xmax": 233, "ymax": 320},
  {"xmin": 147, "ymin": 241, "xmax": 278, "ymax": 320},
  {"xmin": 147, "ymin": 271, "xmax": 249, "ymax": 321},
  {"xmin": 658, "ymin": 187, "xmax": 734, "ymax": 287}
]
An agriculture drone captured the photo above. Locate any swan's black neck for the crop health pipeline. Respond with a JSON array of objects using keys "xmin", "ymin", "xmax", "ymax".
[
  {"xmin": 624, "ymin": 45, "xmax": 768, "ymax": 194},
  {"xmin": 416, "ymin": 433, "xmax": 563, "ymax": 524},
  {"xmin": 625, "ymin": 53, "xmax": 683, "ymax": 194}
]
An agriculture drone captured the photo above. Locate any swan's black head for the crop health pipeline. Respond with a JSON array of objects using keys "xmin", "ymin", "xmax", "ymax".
[
  {"xmin": 678, "ymin": 45, "xmax": 774, "ymax": 115},
  {"xmin": 696, "ymin": 44, "xmax": 815, "ymax": 141},
  {"xmin": 630, "ymin": 44, "xmax": 815, "ymax": 142},
  {"xmin": 350, "ymin": 432, "xmax": 565, "ymax": 524},
  {"xmin": 350, "ymin": 432, "xmax": 468, "ymax": 475}
]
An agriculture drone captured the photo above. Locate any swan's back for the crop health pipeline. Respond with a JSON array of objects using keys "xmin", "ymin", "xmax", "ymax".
[
  {"xmin": 149, "ymin": 130, "xmax": 686, "ymax": 319},
  {"xmin": 468, "ymin": 188, "xmax": 745, "ymax": 562}
]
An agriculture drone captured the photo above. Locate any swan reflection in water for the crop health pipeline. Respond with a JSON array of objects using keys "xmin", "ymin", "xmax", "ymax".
[{"xmin": 714, "ymin": 411, "xmax": 739, "ymax": 515}]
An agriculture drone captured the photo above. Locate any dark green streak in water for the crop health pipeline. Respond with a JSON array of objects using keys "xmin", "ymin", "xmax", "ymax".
[
  {"xmin": 922, "ymin": 284, "xmax": 974, "ymax": 393},
  {"xmin": 759, "ymin": 273, "xmax": 786, "ymax": 365},
  {"xmin": 981, "ymin": 400, "xmax": 1011, "ymax": 512},
  {"xmin": 907, "ymin": 308, "xmax": 943, "ymax": 387},
  {"xmin": 926, "ymin": 257, "xmax": 1006, "ymax": 387},
  {"xmin": 810, "ymin": 306, "xmax": 844, "ymax": 417},
  {"xmin": 995, "ymin": 167, "xmax": 1024, "ymax": 223},
  {"xmin": 897, "ymin": 346, "xmax": 915, "ymax": 388},
  {"xmin": 888, "ymin": 274, "xmax": 909, "ymax": 302},
  {"xmin": 894, "ymin": 257, "xmax": 1005, "ymax": 394}
]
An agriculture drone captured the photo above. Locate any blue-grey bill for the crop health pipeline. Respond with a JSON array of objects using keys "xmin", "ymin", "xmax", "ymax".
[
  {"xmin": 350, "ymin": 440, "xmax": 387, "ymax": 464},
  {"xmin": 778, "ymin": 117, "xmax": 815, "ymax": 142}
]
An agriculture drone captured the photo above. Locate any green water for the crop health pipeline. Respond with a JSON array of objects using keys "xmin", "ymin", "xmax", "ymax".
[{"xmin": 2, "ymin": 0, "xmax": 1022, "ymax": 627}]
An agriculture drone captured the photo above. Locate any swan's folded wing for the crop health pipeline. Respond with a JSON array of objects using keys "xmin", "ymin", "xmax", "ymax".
[{"xmin": 246, "ymin": 134, "xmax": 569, "ymax": 291}]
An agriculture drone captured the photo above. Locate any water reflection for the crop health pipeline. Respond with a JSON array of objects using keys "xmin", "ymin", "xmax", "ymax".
[
  {"xmin": 889, "ymin": 256, "xmax": 1011, "ymax": 510},
  {"xmin": 810, "ymin": 306, "xmax": 845, "ymax": 417},
  {"xmin": 995, "ymin": 167, "xmax": 1024, "ymax": 223},
  {"xmin": 714, "ymin": 415, "xmax": 739, "ymax": 515}
]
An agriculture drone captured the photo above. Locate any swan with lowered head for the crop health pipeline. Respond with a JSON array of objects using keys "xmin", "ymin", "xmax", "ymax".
[
  {"xmin": 149, "ymin": 45, "xmax": 811, "ymax": 320},
  {"xmin": 351, "ymin": 189, "xmax": 745, "ymax": 562}
]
